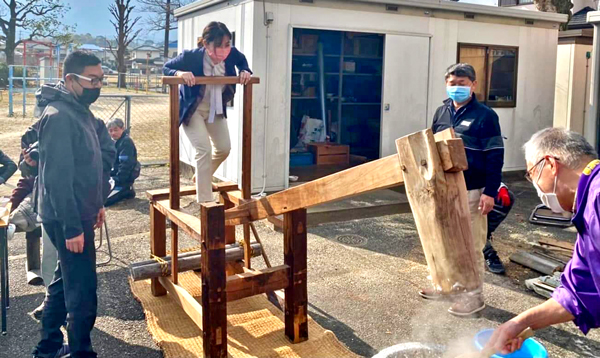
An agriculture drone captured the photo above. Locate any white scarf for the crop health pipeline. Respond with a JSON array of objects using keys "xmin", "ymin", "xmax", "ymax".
[{"xmin": 203, "ymin": 51, "xmax": 225, "ymax": 123}]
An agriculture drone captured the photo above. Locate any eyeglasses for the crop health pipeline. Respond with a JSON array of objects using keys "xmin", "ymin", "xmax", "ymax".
[
  {"xmin": 71, "ymin": 73, "xmax": 104, "ymax": 87},
  {"xmin": 525, "ymin": 157, "xmax": 559, "ymax": 183}
]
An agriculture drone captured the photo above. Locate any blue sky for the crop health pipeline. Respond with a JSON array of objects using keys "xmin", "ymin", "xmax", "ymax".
[{"xmin": 63, "ymin": 0, "xmax": 176, "ymax": 42}]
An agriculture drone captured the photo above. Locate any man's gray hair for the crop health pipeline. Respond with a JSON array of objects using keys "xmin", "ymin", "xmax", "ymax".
[
  {"xmin": 523, "ymin": 127, "xmax": 597, "ymax": 169},
  {"xmin": 107, "ymin": 118, "xmax": 125, "ymax": 129},
  {"xmin": 445, "ymin": 63, "xmax": 476, "ymax": 82}
]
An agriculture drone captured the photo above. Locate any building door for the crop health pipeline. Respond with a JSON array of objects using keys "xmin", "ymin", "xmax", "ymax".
[{"xmin": 380, "ymin": 34, "xmax": 430, "ymax": 157}]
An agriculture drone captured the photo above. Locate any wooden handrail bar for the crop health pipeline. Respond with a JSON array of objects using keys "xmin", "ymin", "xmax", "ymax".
[{"xmin": 162, "ymin": 76, "xmax": 260, "ymax": 86}]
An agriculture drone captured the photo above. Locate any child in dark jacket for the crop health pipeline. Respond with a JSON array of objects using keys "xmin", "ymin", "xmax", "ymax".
[{"xmin": 105, "ymin": 118, "xmax": 140, "ymax": 207}]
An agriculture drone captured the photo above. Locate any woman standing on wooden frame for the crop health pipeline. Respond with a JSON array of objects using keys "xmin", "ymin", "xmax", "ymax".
[{"xmin": 163, "ymin": 21, "xmax": 252, "ymax": 202}]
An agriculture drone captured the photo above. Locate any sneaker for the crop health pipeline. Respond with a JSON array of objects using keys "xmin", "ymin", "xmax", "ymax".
[
  {"xmin": 448, "ymin": 295, "xmax": 486, "ymax": 317},
  {"xmin": 31, "ymin": 344, "xmax": 69, "ymax": 358},
  {"xmin": 125, "ymin": 188, "xmax": 136, "ymax": 200},
  {"xmin": 30, "ymin": 302, "xmax": 44, "ymax": 321},
  {"xmin": 483, "ymin": 244, "xmax": 506, "ymax": 275},
  {"xmin": 54, "ymin": 344, "xmax": 70, "ymax": 358}
]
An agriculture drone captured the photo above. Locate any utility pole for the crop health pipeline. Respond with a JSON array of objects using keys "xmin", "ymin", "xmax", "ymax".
[{"xmin": 146, "ymin": 51, "xmax": 151, "ymax": 94}]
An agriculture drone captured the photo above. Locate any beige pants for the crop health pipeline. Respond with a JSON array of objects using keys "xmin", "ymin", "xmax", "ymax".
[
  {"xmin": 468, "ymin": 189, "xmax": 488, "ymax": 292},
  {"xmin": 182, "ymin": 100, "xmax": 231, "ymax": 202}
]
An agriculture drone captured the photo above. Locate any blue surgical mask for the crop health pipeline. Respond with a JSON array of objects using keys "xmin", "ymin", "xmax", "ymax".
[{"xmin": 447, "ymin": 86, "xmax": 472, "ymax": 103}]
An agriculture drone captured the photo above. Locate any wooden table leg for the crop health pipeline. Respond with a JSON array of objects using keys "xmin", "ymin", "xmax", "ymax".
[
  {"xmin": 284, "ymin": 208, "xmax": 308, "ymax": 343},
  {"xmin": 201, "ymin": 202, "xmax": 227, "ymax": 358},
  {"xmin": 150, "ymin": 203, "xmax": 167, "ymax": 296},
  {"xmin": 1, "ymin": 227, "xmax": 7, "ymax": 335}
]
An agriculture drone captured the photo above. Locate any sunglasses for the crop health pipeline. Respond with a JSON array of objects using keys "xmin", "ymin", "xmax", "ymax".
[
  {"xmin": 71, "ymin": 73, "xmax": 104, "ymax": 86},
  {"xmin": 525, "ymin": 157, "xmax": 559, "ymax": 183}
]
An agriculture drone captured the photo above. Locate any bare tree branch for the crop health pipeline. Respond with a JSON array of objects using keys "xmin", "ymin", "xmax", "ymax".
[{"xmin": 15, "ymin": 0, "xmax": 41, "ymax": 16}]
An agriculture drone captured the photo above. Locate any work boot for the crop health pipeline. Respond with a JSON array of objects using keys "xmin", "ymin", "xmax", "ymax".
[
  {"xmin": 418, "ymin": 287, "xmax": 452, "ymax": 301},
  {"xmin": 483, "ymin": 243, "xmax": 505, "ymax": 275},
  {"xmin": 448, "ymin": 293, "xmax": 485, "ymax": 317}
]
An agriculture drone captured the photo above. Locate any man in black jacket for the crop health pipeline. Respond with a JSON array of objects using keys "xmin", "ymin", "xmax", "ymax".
[
  {"xmin": 421, "ymin": 63, "xmax": 504, "ymax": 317},
  {"xmin": 33, "ymin": 51, "xmax": 114, "ymax": 358},
  {"xmin": 105, "ymin": 118, "xmax": 140, "ymax": 207},
  {"xmin": 0, "ymin": 150, "xmax": 17, "ymax": 186}
]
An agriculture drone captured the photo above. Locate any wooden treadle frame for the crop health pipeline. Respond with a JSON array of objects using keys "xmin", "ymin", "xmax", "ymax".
[{"xmin": 148, "ymin": 76, "xmax": 476, "ymax": 358}]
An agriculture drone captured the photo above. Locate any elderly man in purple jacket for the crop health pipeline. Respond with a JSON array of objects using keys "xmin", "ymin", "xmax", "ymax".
[{"xmin": 487, "ymin": 127, "xmax": 600, "ymax": 354}]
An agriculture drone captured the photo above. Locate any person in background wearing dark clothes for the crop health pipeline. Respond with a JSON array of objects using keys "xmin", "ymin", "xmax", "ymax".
[
  {"xmin": 0, "ymin": 149, "xmax": 17, "ymax": 187},
  {"xmin": 420, "ymin": 63, "xmax": 505, "ymax": 317},
  {"xmin": 105, "ymin": 118, "xmax": 140, "ymax": 207},
  {"xmin": 163, "ymin": 21, "xmax": 251, "ymax": 203},
  {"xmin": 33, "ymin": 51, "xmax": 114, "ymax": 358},
  {"xmin": 484, "ymin": 183, "xmax": 515, "ymax": 275}
]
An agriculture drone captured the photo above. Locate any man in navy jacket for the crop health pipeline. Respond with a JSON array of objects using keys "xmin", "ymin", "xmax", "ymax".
[{"xmin": 422, "ymin": 63, "xmax": 504, "ymax": 317}]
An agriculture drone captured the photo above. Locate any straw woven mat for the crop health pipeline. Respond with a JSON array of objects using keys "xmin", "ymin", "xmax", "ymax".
[{"xmin": 130, "ymin": 272, "xmax": 360, "ymax": 358}]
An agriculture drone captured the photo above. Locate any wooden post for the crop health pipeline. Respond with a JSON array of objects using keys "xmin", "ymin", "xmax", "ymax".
[
  {"xmin": 201, "ymin": 202, "xmax": 227, "ymax": 358},
  {"xmin": 169, "ymin": 83, "xmax": 180, "ymax": 210},
  {"xmin": 283, "ymin": 208, "xmax": 308, "ymax": 344},
  {"xmin": 171, "ymin": 226, "xmax": 179, "ymax": 284},
  {"xmin": 169, "ymin": 83, "xmax": 181, "ymax": 284},
  {"xmin": 242, "ymin": 83, "xmax": 253, "ymax": 269},
  {"xmin": 396, "ymin": 129, "xmax": 481, "ymax": 294},
  {"xmin": 220, "ymin": 193, "xmax": 236, "ymax": 245},
  {"xmin": 150, "ymin": 203, "xmax": 167, "ymax": 296}
]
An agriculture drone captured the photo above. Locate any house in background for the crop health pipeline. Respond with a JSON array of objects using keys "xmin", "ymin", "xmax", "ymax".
[
  {"xmin": 130, "ymin": 45, "xmax": 162, "ymax": 62},
  {"xmin": 498, "ymin": 0, "xmax": 536, "ymax": 9},
  {"xmin": 554, "ymin": 6, "xmax": 595, "ymax": 134},
  {"xmin": 169, "ymin": 41, "xmax": 178, "ymax": 58},
  {"xmin": 175, "ymin": 0, "xmax": 566, "ymax": 193},
  {"xmin": 499, "ymin": 0, "xmax": 598, "ymax": 12},
  {"xmin": 495, "ymin": 1, "xmax": 599, "ymax": 139}
]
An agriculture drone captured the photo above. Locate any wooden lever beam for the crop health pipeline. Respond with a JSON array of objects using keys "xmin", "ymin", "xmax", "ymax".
[{"xmin": 224, "ymin": 129, "xmax": 465, "ymax": 226}]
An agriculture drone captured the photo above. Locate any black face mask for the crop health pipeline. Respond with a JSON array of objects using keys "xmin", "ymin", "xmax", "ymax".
[{"xmin": 77, "ymin": 87, "xmax": 101, "ymax": 105}]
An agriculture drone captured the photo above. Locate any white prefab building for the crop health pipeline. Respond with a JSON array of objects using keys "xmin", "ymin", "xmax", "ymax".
[{"xmin": 174, "ymin": 0, "xmax": 566, "ymax": 193}]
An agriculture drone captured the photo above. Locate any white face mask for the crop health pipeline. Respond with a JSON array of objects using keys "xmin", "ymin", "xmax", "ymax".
[{"xmin": 532, "ymin": 159, "xmax": 567, "ymax": 214}]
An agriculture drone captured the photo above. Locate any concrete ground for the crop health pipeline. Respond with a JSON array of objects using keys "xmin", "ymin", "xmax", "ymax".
[{"xmin": 1, "ymin": 166, "xmax": 599, "ymax": 358}]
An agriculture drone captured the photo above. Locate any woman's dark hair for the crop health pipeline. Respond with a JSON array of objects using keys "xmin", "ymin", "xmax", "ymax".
[{"xmin": 197, "ymin": 22, "xmax": 232, "ymax": 48}]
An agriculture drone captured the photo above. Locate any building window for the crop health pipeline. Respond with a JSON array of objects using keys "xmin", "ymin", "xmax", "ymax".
[{"xmin": 458, "ymin": 44, "xmax": 518, "ymax": 108}]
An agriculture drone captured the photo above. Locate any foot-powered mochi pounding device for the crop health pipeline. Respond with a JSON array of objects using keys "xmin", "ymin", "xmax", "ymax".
[{"xmin": 129, "ymin": 75, "xmax": 482, "ymax": 357}]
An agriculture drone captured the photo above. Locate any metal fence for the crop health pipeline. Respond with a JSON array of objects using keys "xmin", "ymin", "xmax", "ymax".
[
  {"xmin": 91, "ymin": 94, "xmax": 170, "ymax": 164},
  {"xmin": 8, "ymin": 65, "xmax": 167, "ymax": 117},
  {"xmin": 5, "ymin": 64, "xmax": 172, "ymax": 164}
]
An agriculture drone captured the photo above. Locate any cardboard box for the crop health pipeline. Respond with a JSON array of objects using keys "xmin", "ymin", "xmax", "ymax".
[
  {"xmin": 354, "ymin": 38, "xmax": 380, "ymax": 57},
  {"xmin": 303, "ymin": 87, "xmax": 316, "ymax": 97},
  {"xmin": 307, "ymin": 143, "xmax": 350, "ymax": 165},
  {"xmin": 295, "ymin": 34, "xmax": 319, "ymax": 54},
  {"xmin": 343, "ymin": 61, "xmax": 356, "ymax": 73}
]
